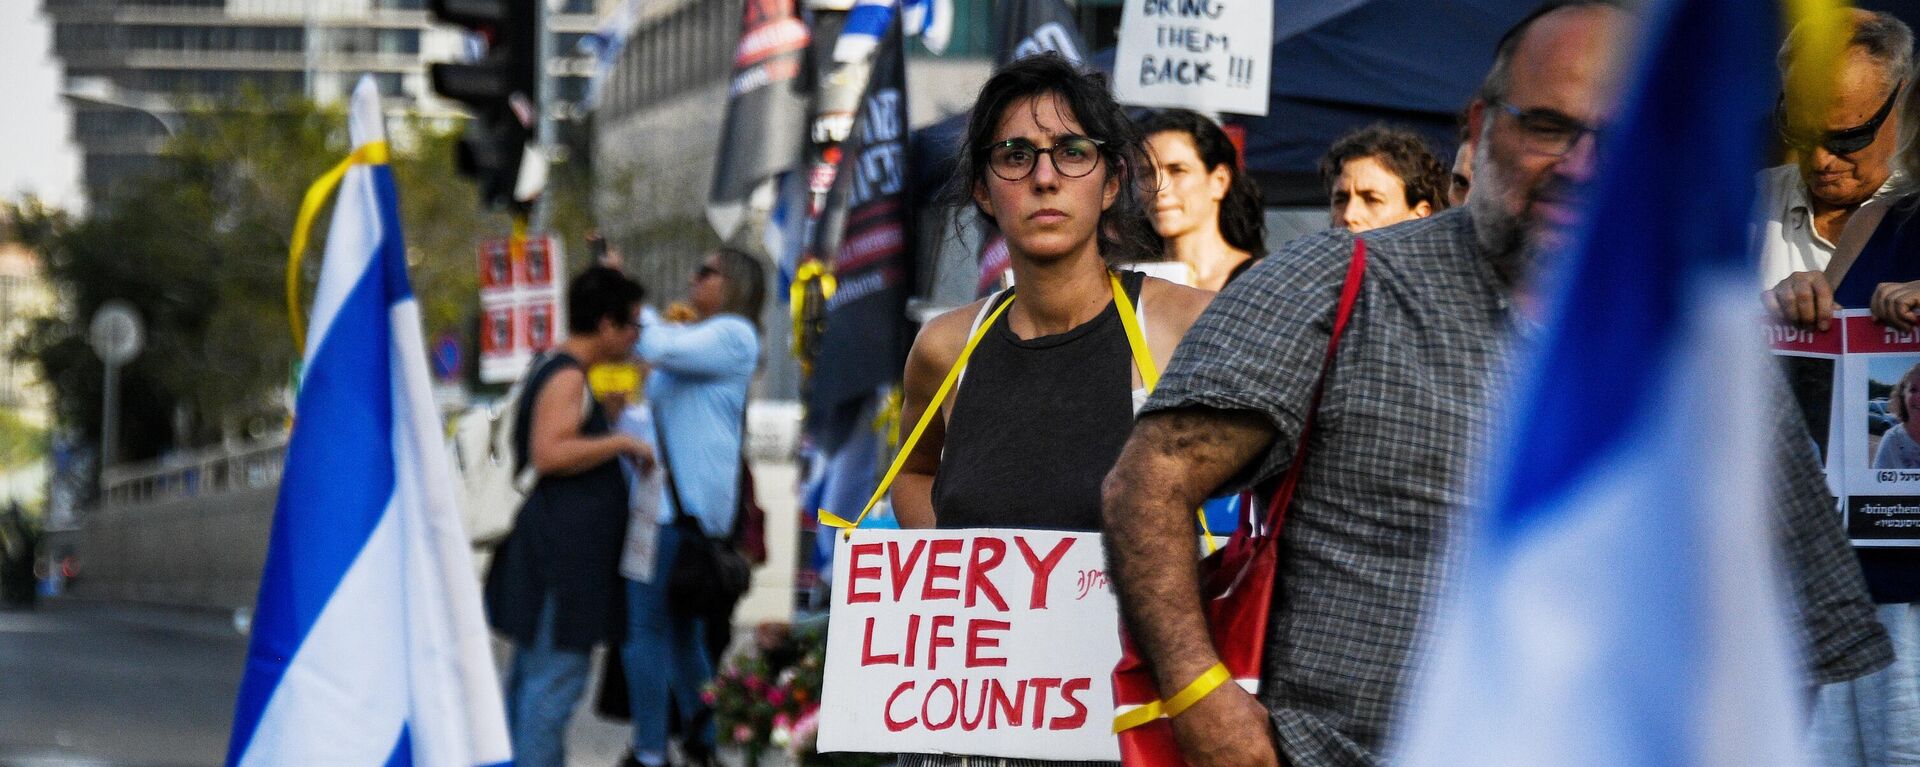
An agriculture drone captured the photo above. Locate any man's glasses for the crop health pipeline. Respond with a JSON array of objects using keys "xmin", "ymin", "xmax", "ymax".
[
  {"xmin": 1776, "ymin": 80, "xmax": 1905, "ymax": 157},
  {"xmin": 1494, "ymin": 100, "xmax": 1602, "ymax": 157},
  {"xmin": 695, "ymin": 264, "xmax": 721, "ymax": 280},
  {"xmin": 987, "ymin": 136, "xmax": 1106, "ymax": 182}
]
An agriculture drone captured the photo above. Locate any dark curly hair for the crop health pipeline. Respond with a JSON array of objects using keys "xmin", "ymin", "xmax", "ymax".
[
  {"xmin": 1318, "ymin": 124, "xmax": 1450, "ymax": 212},
  {"xmin": 1138, "ymin": 109, "xmax": 1267, "ymax": 257},
  {"xmin": 948, "ymin": 53, "xmax": 1161, "ymax": 265}
]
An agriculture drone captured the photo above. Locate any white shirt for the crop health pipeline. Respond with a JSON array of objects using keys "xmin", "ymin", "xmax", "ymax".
[{"xmin": 1755, "ymin": 164, "xmax": 1905, "ymax": 287}]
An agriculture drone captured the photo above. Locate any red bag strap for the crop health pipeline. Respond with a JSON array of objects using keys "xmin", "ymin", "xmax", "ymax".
[{"xmin": 1255, "ymin": 237, "xmax": 1368, "ymax": 537}]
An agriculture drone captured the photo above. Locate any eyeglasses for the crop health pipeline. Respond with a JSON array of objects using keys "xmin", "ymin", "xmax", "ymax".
[
  {"xmin": 1776, "ymin": 80, "xmax": 1905, "ymax": 157},
  {"xmin": 987, "ymin": 136, "xmax": 1106, "ymax": 181},
  {"xmin": 694, "ymin": 264, "xmax": 721, "ymax": 280},
  {"xmin": 1493, "ymin": 100, "xmax": 1602, "ymax": 157}
]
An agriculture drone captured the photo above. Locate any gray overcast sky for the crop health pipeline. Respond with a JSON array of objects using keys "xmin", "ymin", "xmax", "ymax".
[{"xmin": 0, "ymin": 2, "xmax": 83, "ymax": 215}]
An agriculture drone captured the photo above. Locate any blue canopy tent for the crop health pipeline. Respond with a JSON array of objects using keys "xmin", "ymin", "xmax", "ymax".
[{"xmin": 909, "ymin": 0, "xmax": 1544, "ymax": 208}]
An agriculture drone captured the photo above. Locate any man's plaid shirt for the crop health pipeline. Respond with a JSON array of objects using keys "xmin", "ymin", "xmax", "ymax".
[{"xmin": 1137, "ymin": 207, "xmax": 1890, "ymax": 766}]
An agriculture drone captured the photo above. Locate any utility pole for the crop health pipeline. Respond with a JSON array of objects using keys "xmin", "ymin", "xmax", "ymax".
[{"xmin": 530, "ymin": 0, "xmax": 555, "ymax": 237}]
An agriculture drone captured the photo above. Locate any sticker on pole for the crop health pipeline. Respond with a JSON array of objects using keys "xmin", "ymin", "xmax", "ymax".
[
  {"xmin": 1112, "ymin": 0, "xmax": 1272, "ymax": 116},
  {"xmin": 816, "ymin": 529, "xmax": 1123, "ymax": 760}
]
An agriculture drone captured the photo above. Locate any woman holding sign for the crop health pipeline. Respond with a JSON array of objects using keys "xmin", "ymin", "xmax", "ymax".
[{"xmin": 885, "ymin": 54, "xmax": 1213, "ymax": 537}]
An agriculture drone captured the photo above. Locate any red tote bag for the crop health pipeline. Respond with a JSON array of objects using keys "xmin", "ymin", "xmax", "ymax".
[{"xmin": 1111, "ymin": 238, "xmax": 1367, "ymax": 767}]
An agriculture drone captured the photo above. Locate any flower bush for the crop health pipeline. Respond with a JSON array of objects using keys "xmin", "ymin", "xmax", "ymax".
[{"xmin": 705, "ymin": 620, "xmax": 889, "ymax": 767}]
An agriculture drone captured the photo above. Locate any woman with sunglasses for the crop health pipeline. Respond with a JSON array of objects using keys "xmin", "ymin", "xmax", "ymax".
[{"xmin": 619, "ymin": 247, "xmax": 766, "ymax": 767}]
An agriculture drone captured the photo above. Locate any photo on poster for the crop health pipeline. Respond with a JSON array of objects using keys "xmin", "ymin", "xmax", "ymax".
[{"xmin": 1865, "ymin": 355, "xmax": 1920, "ymax": 471}]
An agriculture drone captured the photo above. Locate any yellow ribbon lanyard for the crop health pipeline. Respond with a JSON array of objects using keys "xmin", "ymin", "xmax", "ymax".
[
  {"xmin": 1112, "ymin": 662, "xmax": 1231, "ymax": 733},
  {"xmin": 286, "ymin": 141, "xmax": 391, "ymax": 353},
  {"xmin": 821, "ymin": 273, "xmax": 1213, "ymax": 546}
]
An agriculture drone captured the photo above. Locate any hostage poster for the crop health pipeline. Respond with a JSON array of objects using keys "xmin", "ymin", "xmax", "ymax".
[{"xmin": 1770, "ymin": 308, "xmax": 1920, "ymax": 545}]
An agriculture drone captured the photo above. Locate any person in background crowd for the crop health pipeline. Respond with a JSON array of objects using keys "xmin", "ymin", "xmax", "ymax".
[
  {"xmin": 1763, "ymin": 16, "xmax": 1920, "ymax": 758},
  {"xmin": 1105, "ymin": 3, "xmax": 1892, "ymax": 766},
  {"xmin": 1875, "ymin": 363, "xmax": 1920, "ymax": 470},
  {"xmin": 1140, "ymin": 109, "xmax": 1269, "ymax": 291},
  {"xmin": 1758, "ymin": 9, "xmax": 1912, "ymax": 289},
  {"xmin": 621, "ymin": 246, "xmax": 765, "ymax": 767},
  {"xmin": 1449, "ymin": 109, "xmax": 1475, "ymax": 207},
  {"xmin": 889, "ymin": 53, "xmax": 1212, "ymax": 766},
  {"xmin": 486, "ymin": 266, "xmax": 650, "ymax": 767},
  {"xmin": 1320, "ymin": 124, "xmax": 1450, "ymax": 233}
]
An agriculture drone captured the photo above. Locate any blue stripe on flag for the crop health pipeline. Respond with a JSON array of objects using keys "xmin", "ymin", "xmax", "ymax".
[
  {"xmin": 1488, "ymin": 0, "xmax": 1773, "ymax": 544},
  {"xmin": 374, "ymin": 166, "xmax": 415, "ymax": 306},
  {"xmin": 225, "ymin": 176, "xmax": 401, "ymax": 765},
  {"xmin": 385, "ymin": 725, "xmax": 412, "ymax": 767}
]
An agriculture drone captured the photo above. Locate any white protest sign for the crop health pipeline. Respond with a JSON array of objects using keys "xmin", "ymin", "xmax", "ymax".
[
  {"xmin": 817, "ymin": 529, "xmax": 1124, "ymax": 760},
  {"xmin": 1768, "ymin": 309, "xmax": 1920, "ymax": 545},
  {"xmin": 1112, "ymin": 0, "xmax": 1272, "ymax": 116}
]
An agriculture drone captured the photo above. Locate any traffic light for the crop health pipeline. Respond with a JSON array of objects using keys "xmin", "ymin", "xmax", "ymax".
[{"xmin": 428, "ymin": 0, "xmax": 540, "ymax": 211}]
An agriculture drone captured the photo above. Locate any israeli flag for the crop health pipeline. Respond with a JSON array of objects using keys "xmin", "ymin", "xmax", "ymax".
[
  {"xmin": 834, "ymin": 0, "xmax": 950, "ymax": 62},
  {"xmin": 225, "ymin": 77, "xmax": 513, "ymax": 767},
  {"xmin": 1393, "ymin": 0, "xmax": 1812, "ymax": 764}
]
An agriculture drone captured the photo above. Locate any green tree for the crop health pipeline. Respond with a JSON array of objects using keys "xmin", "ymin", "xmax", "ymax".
[{"xmin": 2, "ymin": 91, "xmax": 571, "ymax": 465}]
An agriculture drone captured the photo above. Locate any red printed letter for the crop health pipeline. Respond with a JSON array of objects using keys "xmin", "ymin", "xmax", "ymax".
[
  {"xmin": 922, "ymin": 538, "xmax": 964, "ymax": 600},
  {"xmin": 847, "ymin": 543, "xmax": 884, "ymax": 604},
  {"xmin": 860, "ymin": 616, "xmax": 899, "ymax": 666},
  {"xmin": 989, "ymin": 679, "xmax": 1027, "ymax": 728},
  {"xmin": 1028, "ymin": 677, "xmax": 1063, "ymax": 727},
  {"xmin": 884, "ymin": 682, "xmax": 918, "ymax": 732},
  {"xmin": 965, "ymin": 619, "xmax": 1010, "ymax": 668},
  {"xmin": 922, "ymin": 679, "xmax": 960, "ymax": 731},
  {"xmin": 903, "ymin": 613, "xmax": 922, "ymax": 667},
  {"xmin": 1050, "ymin": 678, "xmax": 1091, "ymax": 730},
  {"xmin": 964, "ymin": 538, "xmax": 1009, "ymax": 611},
  {"xmin": 958, "ymin": 679, "xmax": 990, "ymax": 731},
  {"xmin": 887, "ymin": 539, "xmax": 929, "ymax": 601},
  {"xmin": 927, "ymin": 614, "xmax": 957, "ymax": 671},
  {"xmin": 1014, "ymin": 537, "xmax": 1074, "ymax": 609}
]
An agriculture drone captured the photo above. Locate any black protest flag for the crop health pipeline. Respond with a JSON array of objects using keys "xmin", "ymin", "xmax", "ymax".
[
  {"xmin": 707, "ymin": 0, "xmax": 812, "ymax": 239},
  {"xmin": 804, "ymin": 15, "xmax": 912, "ymax": 449},
  {"xmin": 994, "ymin": 0, "xmax": 1088, "ymax": 68}
]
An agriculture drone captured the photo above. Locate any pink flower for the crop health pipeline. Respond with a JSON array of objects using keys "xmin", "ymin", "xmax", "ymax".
[
  {"xmin": 733, "ymin": 724, "xmax": 754, "ymax": 744},
  {"xmin": 773, "ymin": 713, "xmax": 792, "ymax": 729},
  {"xmin": 767, "ymin": 687, "xmax": 787, "ymax": 706},
  {"xmin": 700, "ymin": 689, "xmax": 717, "ymax": 705}
]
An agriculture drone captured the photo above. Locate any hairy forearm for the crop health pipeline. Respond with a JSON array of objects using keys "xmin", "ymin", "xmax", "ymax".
[
  {"xmin": 1103, "ymin": 447, "xmax": 1220, "ymax": 692},
  {"xmin": 1102, "ymin": 409, "xmax": 1275, "ymax": 695}
]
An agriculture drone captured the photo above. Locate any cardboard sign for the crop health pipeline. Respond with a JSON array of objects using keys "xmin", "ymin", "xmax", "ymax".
[
  {"xmin": 817, "ymin": 529, "xmax": 1124, "ymax": 760},
  {"xmin": 1769, "ymin": 310, "xmax": 1920, "ymax": 545},
  {"xmin": 1112, "ymin": 0, "xmax": 1272, "ymax": 116},
  {"xmin": 479, "ymin": 235, "xmax": 565, "ymax": 383}
]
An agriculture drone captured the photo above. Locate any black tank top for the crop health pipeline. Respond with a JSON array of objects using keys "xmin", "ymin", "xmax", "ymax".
[{"xmin": 931, "ymin": 270, "xmax": 1145, "ymax": 532}]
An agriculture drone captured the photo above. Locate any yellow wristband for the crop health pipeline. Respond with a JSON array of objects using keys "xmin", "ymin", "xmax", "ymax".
[{"xmin": 1163, "ymin": 662, "xmax": 1231, "ymax": 719}]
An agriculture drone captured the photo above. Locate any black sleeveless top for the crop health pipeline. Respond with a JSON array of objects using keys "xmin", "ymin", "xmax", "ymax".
[
  {"xmin": 931, "ymin": 270, "xmax": 1145, "ymax": 532},
  {"xmin": 485, "ymin": 352, "xmax": 630, "ymax": 651}
]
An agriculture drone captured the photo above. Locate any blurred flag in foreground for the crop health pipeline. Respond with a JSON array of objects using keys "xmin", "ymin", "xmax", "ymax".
[
  {"xmin": 225, "ymin": 77, "xmax": 511, "ymax": 767},
  {"xmin": 1393, "ymin": 0, "xmax": 1833, "ymax": 764},
  {"xmin": 835, "ymin": 0, "xmax": 951, "ymax": 61}
]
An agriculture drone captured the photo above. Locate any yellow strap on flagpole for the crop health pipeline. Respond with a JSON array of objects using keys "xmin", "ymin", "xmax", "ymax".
[
  {"xmin": 286, "ymin": 141, "xmax": 390, "ymax": 353},
  {"xmin": 791, "ymin": 258, "xmax": 838, "ymax": 369},
  {"xmin": 1112, "ymin": 273, "xmax": 1215, "ymax": 552}
]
